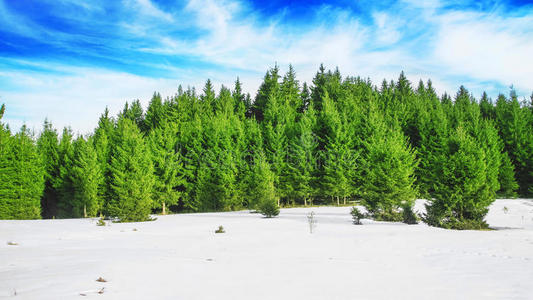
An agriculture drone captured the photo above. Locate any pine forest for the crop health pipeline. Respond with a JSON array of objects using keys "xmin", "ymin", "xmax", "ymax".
[{"xmin": 1, "ymin": 65, "xmax": 532, "ymax": 229}]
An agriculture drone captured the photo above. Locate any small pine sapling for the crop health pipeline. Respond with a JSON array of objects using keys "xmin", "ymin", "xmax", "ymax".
[
  {"xmin": 259, "ymin": 199, "xmax": 279, "ymax": 218},
  {"xmin": 351, "ymin": 207, "xmax": 364, "ymax": 225},
  {"xmin": 215, "ymin": 225, "xmax": 225, "ymax": 233},
  {"xmin": 96, "ymin": 218, "xmax": 106, "ymax": 226},
  {"xmin": 402, "ymin": 204, "xmax": 418, "ymax": 225}
]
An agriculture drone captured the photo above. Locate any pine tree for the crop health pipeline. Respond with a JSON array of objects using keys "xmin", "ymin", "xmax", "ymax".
[
  {"xmin": 287, "ymin": 104, "xmax": 318, "ymax": 206},
  {"xmin": 93, "ymin": 108, "xmax": 114, "ymax": 212},
  {"xmin": 249, "ymin": 152, "xmax": 277, "ymax": 214},
  {"xmin": 0, "ymin": 107, "xmax": 15, "ymax": 219},
  {"xmin": 425, "ymin": 126, "xmax": 495, "ymax": 229},
  {"xmin": 0, "ymin": 125, "xmax": 44, "ymax": 219},
  {"xmin": 253, "ymin": 65, "xmax": 280, "ymax": 121},
  {"xmin": 36, "ymin": 120, "xmax": 60, "ymax": 218},
  {"xmin": 498, "ymin": 152, "xmax": 519, "ymax": 198},
  {"xmin": 108, "ymin": 118, "xmax": 155, "ymax": 222},
  {"xmin": 320, "ymin": 93, "xmax": 356, "ymax": 205},
  {"xmin": 144, "ymin": 92, "xmax": 166, "ymax": 132},
  {"xmin": 56, "ymin": 127, "xmax": 75, "ymax": 218},
  {"xmin": 147, "ymin": 123, "xmax": 185, "ymax": 214},
  {"xmin": 360, "ymin": 112, "xmax": 417, "ymax": 221},
  {"xmin": 494, "ymin": 94, "xmax": 533, "ymax": 196},
  {"xmin": 69, "ymin": 136, "xmax": 104, "ymax": 217}
]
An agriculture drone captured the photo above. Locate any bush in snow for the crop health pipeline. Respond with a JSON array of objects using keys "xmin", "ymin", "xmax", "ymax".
[
  {"xmin": 423, "ymin": 124, "xmax": 500, "ymax": 230},
  {"xmin": 215, "ymin": 225, "xmax": 225, "ymax": 233},
  {"xmin": 350, "ymin": 207, "xmax": 364, "ymax": 225},
  {"xmin": 402, "ymin": 204, "xmax": 418, "ymax": 224},
  {"xmin": 259, "ymin": 198, "xmax": 279, "ymax": 218}
]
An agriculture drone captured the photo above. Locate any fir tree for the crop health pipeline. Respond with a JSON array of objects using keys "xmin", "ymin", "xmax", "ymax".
[
  {"xmin": 0, "ymin": 125, "xmax": 44, "ymax": 219},
  {"xmin": 147, "ymin": 123, "xmax": 185, "ymax": 214},
  {"xmin": 425, "ymin": 126, "xmax": 495, "ymax": 229},
  {"xmin": 55, "ymin": 127, "xmax": 75, "ymax": 218},
  {"xmin": 498, "ymin": 152, "xmax": 519, "ymax": 198},
  {"xmin": 108, "ymin": 118, "xmax": 155, "ymax": 222},
  {"xmin": 287, "ymin": 104, "xmax": 318, "ymax": 206},
  {"xmin": 249, "ymin": 152, "xmax": 277, "ymax": 213},
  {"xmin": 36, "ymin": 120, "xmax": 60, "ymax": 218},
  {"xmin": 70, "ymin": 136, "xmax": 104, "ymax": 217},
  {"xmin": 360, "ymin": 112, "xmax": 418, "ymax": 221}
]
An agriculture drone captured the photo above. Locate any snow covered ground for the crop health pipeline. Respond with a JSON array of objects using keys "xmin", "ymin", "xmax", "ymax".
[{"xmin": 1, "ymin": 199, "xmax": 533, "ymax": 300}]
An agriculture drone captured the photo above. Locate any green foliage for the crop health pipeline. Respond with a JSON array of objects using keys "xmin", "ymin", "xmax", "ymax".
[
  {"xmin": 36, "ymin": 120, "xmax": 60, "ymax": 218},
  {"xmin": 215, "ymin": 225, "xmax": 225, "ymax": 233},
  {"xmin": 0, "ymin": 124, "xmax": 44, "ymax": 219},
  {"xmin": 248, "ymin": 153, "xmax": 277, "ymax": 211},
  {"xmin": 55, "ymin": 127, "xmax": 75, "ymax": 218},
  {"xmin": 424, "ymin": 126, "xmax": 498, "ymax": 229},
  {"xmin": 402, "ymin": 204, "xmax": 418, "ymax": 225},
  {"xmin": 2, "ymin": 65, "xmax": 530, "ymax": 223},
  {"xmin": 147, "ymin": 123, "xmax": 185, "ymax": 214},
  {"xmin": 70, "ymin": 136, "xmax": 104, "ymax": 217},
  {"xmin": 259, "ymin": 197, "xmax": 279, "ymax": 218},
  {"xmin": 96, "ymin": 217, "xmax": 106, "ymax": 226},
  {"xmin": 360, "ymin": 110, "xmax": 418, "ymax": 220},
  {"xmin": 350, "ymin": 207, "xmax": 364, "ymax": 225},
  {"xmin": 107, "ymin": 118, "xmax": 155, "ymax": 222}
]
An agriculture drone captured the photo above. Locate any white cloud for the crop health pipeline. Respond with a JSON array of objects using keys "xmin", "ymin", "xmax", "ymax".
[
  {"xmin": 434, "ymin": 11, "xmax": 533, "ymax": 93},
  {"xmin": 3, "ymin": 0, "xmax": 533, "ymax": 133}
]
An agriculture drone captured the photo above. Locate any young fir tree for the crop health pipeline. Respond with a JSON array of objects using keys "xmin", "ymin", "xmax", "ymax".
[
  {"xmin": 147, "ymin": 123, "xmax": 185, "ymax": 214},
  {"xmin": 55, "ymin": 127, "xmax": 75, "ymax": 218},
  {"xmin": 196, "ymin": 115, "xmax": 240, "ymax": 211},
  {"xmin": 0, "ymin": 105, "xmax": 15, "ymax": 219},
  {"xmin": 495, "ymin": 94, "xmax": 533, "ymax": 196},
  {"xmin": 498, "ymin": 152, "xmax": 519, "ymax": 198},
  {"xmin": 360, "ymin": 112, "xmax": 418, "ymax": 221},
  {"xmin": 69, "ymin": 136, "xmax": 104, "ymax": 217},
  {"xmin": 320, "ymin": 93, "xmax": 356, "ymax": 206},
  {"xmin": 424, "ymin": 126, "xmax": 496, "ymax": 229},
  {"xmin": 241, "ymin": 118, "xmax": 265, "ymax": 209},
  {"xmin": 287, "ymin": 104, "xmax": 318, "ymax": 206},
  {"xmin": 92, "ymin": 108, "xmax": 114, "ymax": 211},
  {"xmin": 144, "ymin": 92, "xmax": 166, "ymax": 132},
  {"xmin": 120, "ymin": 100, "xmax": 145, "ymax": 131},
  {"xmin": 108, "ymin": 118, "xmax": 155, "ymax": 222},
  {"xmin": 253, "ymin": 65, "xmax": 280, "ymax": 121},
  {"xmin": 0, "ymin": 124, "xmax": 44, "ymax": 219},
  {"xmin": 250, "ymin": 152, "xmax": 278, "ymax": 216},
  {"xmin": 36, "ymin": 120, "xmax": 60, "ymax": 218}
]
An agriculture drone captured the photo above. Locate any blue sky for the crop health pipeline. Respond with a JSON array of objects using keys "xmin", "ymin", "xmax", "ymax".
[{"xmin": 1, "ymin": 0, "xmax": 532, "ymax": 133}]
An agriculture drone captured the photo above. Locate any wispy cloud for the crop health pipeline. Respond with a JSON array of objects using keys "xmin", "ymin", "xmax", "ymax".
[{"xmin": 0, "ymin": 0, "xmax": 531, "ymax": 132}]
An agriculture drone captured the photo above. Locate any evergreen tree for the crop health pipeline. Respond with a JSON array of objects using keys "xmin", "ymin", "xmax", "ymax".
[
  {"xmin": 320, "ymin": 94, "xmax": 356, "ymax": 205},
  {"xmin": 498, "ymin": 152, "xmax": 519, "ymax": 198},
  {"xmin": 495, "ymin": 94, "xmax": 533, "ymax": 196},
  {"xmin": 287, "ymin": 104, "xmax": 318, "ymax": 206},
  {"xmin": 253, "ymin": 65, "xmax": 280, "ymax": 121},
  {"xmin": 0, "ymin": 124, "xmax": 44, "ymax": 219},
  {"xmin": 93, "ymin": 108, "xmax": 114, "ymax": 212},
  {"xmin": 36, "ymin": 120, "xmax": 60, "ymax": 218},
  {"xmin": 70, "ymin": 136, "xmax": 104, "ymax": 217},
  {"xmin": 55, "ymin": 127, "xmax": 75, "ymax": 218},
  {"xmin": 144, "ymin": 92, "xmax": 165, "ymax": 132},
  {"xmin": 360, "ymin": 112, "xmax": 417, "ymax": 221},
  {"xmin": 425, "ymin": 126, "xmax": 496, "ymax": 229},
  {"xmin": 108, "ymin": 118, "xmax": 155, "ymax": 221},
  {"xmin": 249, "ymin": 152, "xmax": 277, "ymax": 213},
  {"xmin": 147, "ymin": 123, "xmax": 185, "ymax": 214},
  {"xmin": 120, "ymin": 100, "xmax": 145, "ymax": 131}
]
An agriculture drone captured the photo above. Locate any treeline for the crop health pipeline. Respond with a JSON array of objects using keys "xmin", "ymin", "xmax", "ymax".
[{"xmin": 1, "ymin": 65, "xmax": 532, "ymax": 228}]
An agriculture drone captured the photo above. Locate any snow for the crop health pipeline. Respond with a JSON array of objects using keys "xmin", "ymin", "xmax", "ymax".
[{"xmin": 1, "ymin": 199, "xmax": 533, "ymax": 299}]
